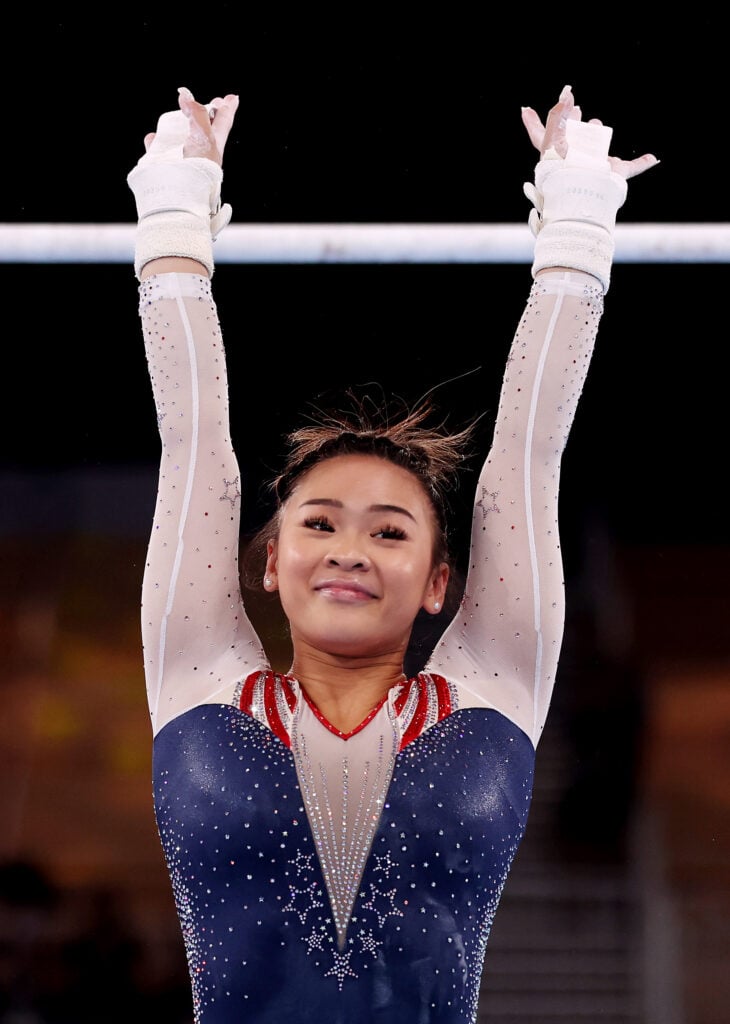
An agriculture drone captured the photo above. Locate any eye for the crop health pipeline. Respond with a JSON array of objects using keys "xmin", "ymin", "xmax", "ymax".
[
  {"xmin": 372, "ymin": 524, "xmax": 407, "ymax": 540},
  {"xmin": 303, "ymin": 515, "xmax": 334, "ymax": 532}
]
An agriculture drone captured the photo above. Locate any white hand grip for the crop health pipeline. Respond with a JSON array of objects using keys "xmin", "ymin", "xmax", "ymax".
[{"xmin": 564, "ymin": 119, "xmax": 613, "ymax": 168}]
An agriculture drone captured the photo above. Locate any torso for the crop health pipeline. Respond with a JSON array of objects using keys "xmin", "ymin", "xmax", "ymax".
[{"xmin": 153, "ymin": 675, "xmax": 535, "ymax": 1023}]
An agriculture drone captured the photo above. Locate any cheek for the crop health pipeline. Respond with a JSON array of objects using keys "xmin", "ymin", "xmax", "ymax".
[
  {"xmin": 272, "ymin": 550, "xmax": 306, "ymax": 616},
  {"xmin": 387, "ymin": 551, "xmax": 434, "ymax": 591},
  {"xmin": 275, "ymin": 537, "xmax": 318, "ymax": 582}
]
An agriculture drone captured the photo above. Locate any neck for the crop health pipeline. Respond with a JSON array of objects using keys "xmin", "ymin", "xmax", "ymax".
[{"xmin": 288, "ymin": 646, "xmax": 408, "ymax": 734}]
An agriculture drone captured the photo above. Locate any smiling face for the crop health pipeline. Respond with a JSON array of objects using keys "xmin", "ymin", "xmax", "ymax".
[{"xmin": 264, "ymin": 454, "xmax": 449, "ymax": 662}]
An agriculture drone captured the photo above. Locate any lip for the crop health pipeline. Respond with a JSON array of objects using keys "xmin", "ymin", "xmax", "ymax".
[{"xmin": 314, "ymin": 579, "xmax": 376, "ymax": 602}]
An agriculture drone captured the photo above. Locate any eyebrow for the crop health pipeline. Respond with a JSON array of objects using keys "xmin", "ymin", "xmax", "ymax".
[{"xmin": 299, "ymin": 498, "xmax": 417, "ymax": 522}]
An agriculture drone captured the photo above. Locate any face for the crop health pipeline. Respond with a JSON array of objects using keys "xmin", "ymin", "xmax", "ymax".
[{"xmin": 264, "ymin": 454, "xmax": 449, "ymax": 660}]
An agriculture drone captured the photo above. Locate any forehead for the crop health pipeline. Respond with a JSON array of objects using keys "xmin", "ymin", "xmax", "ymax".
[{"xmin": 290, "ymin": 454, "xmax": 429, "ymax": 507}]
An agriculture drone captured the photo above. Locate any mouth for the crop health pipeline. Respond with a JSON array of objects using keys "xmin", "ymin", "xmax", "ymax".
[{"xmin": 314, "ymin": 579, "xmax": 376, "ymax": 603}]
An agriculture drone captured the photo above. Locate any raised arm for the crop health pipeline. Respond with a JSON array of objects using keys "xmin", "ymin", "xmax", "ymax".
[
  {"xmin": 128, "ymin": 88, "xmax": 269, "ymax": 737},
  {"xmin": 426, "ymin": 86, "xmax": 658, "ymax": 747}
]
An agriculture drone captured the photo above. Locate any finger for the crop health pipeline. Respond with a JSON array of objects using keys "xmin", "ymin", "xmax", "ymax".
[
  {"xmin": 624, "ymin": 153, "xmax": 661, "ymax": 179},
  {"xmin": 178, "ymin": 85, "xmax": 197, "ymax": 109},
  {"xmin": 209, "ymin": 94, "xmax": 239, "ymax": 155},
  {"xmin": 178, "ymin": 85, "xmax": 205, "ymax": 122},
  {"xmin": 608, "ymin": 153, "xmax": 660, "ymax": 179},
  {"xmin": 542, "ymin": 84, "xmax": 574, "ymax": 157},
  {"xmin": 521, "ymin": 106, "xmax": 546, "ymax": 151},
  {"xmin": 189, "ymin": 107, "xmax": 218, "ymax": 156},
  {"xmin": 177, "ymin": 86, "xmax": 222, "ymax": 162},
  {"xmin": 178, "ymin": 85, "xmax": 215, "ymax": 132},
  {"xmin": 143, "ymin": 131, "xmax": 156, "ymax": 152}
]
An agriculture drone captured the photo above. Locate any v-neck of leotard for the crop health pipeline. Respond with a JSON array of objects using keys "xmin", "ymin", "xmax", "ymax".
[{"xmin": 298, "ymin": 682, "xmax": 392, "ymax": 740}]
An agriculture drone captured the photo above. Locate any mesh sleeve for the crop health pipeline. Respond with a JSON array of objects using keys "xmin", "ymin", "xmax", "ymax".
[
  {"xmin": 426, "ymin": 271, "xmax": 604, "ymax": 747},
  {"xmin": 138, "ymin": 273, "xmax": 268, "ymax": 736}
]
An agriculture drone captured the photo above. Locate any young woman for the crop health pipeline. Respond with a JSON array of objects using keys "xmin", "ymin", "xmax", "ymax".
[{"xmin": 127, "ymin": 84, "xmax": 657, "ymax": 1024}]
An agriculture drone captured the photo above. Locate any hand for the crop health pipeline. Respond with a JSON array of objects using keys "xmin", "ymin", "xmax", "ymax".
[
  {"xmin": 141, "ymin": 86, "xmax": 239, "ymax": 167},
  {"xmin": 521, "ymin": 84, "xmax": 659, "ymax": 180},
  {"xmin": 129, "ymin": 87, "xmax": 240, "ymax": 280}
]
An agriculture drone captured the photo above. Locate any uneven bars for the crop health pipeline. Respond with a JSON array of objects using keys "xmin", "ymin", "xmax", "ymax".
[{"xmin": 1, "ymin": 223, "xmax": 729, "ymax": 263}]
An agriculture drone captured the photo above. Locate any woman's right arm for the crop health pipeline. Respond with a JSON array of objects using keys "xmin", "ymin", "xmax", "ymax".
[{"xmin": 129, "ymin": 89, "xmax": 269, "ymax": 737}]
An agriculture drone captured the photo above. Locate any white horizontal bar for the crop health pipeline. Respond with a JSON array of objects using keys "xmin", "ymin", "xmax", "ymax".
[{"xmin": 1, "ymin": 223, "xmax": 729, "ymax": 263}]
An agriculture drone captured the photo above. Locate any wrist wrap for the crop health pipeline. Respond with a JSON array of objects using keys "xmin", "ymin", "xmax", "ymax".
[{"xmin": 524, "ymin": 158, "xmax": 628, "ymax": 292}]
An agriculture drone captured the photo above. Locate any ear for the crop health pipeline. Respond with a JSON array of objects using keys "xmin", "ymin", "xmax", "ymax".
[
  {"xmin": 423, "ymin": 562, "xmax": 449, "ymax": 615},
  {"xmin": 263, "ymin": 539, "xmax": 279, "ymax": 592}
]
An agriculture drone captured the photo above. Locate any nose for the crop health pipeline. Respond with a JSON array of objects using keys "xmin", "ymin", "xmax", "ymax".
[
  {"xmin": 326, "ymin": 553, "xmax": 369, "ymax": 571},
  {"xmin": 325, "ymin": 542, "xmax": 370, "ymax": 572}
]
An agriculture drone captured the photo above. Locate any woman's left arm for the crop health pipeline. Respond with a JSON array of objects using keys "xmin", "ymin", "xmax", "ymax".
[{"xmin": 426, "ymin": 86, "xmax": 658, "ymax": 747}]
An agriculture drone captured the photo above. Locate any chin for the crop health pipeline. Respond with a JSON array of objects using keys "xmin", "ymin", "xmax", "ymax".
[{"xmin": 305, "ymin": 626, "xmax": 405, "ymax": 660}]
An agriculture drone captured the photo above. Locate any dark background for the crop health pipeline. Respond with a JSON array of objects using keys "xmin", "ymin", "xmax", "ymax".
[
  {"xmin": 0, "ymin": 11, "xmax": 728, "ymax": 1024},
  {"xmin": 1, "ymin": 10, "xmax": 726, "ymax": 549}
]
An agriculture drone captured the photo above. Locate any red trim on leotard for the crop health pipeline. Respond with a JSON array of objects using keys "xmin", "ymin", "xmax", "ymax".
[
  {"xmin": 264, "ymin": 673, "xmax": 292, "ymax": 748},
  {"xmin": 399, "ymin": 678, "xmax": 430, "ymax": 750},
  {"xmin": 238, "ymin": 670, "xmax": 295, "ymax": 748},
  {"xmin": 238, "ymin": 671, "xmax": 259, "ymax": 715},
  {"xmin": 433, "ymin": 672, "xmax": 452, "ymax": 718},
  {"xmin": 239, "ymin": 670, "xmax": 453, "ymax": 748},
  {"xmin": 278, "ymin": 673, "xmax": 298, "ymax": 713},
  {"xmin": 398, "ymin": 672, "xmax": 453, "ymax": 751},
  {"xmin": 301, "ymin": 687, "xmax": 389, "ymax": 741}
]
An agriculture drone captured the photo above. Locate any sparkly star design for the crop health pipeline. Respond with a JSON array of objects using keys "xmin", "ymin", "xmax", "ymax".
[
  {"xmin": 324, "ymin": 949, "xmax": 358, "ymax": 989},
  {"xmin": 476, "ymin": 487, "xmax": 500, "ymax": 520},
  {"xmin": 361, "ymin": 883, "xmax": 404, "ymax": 928},
  {"xmin": 288, "ymin": 851, "xmax": 315, "ymax": 877},
  {"xmin": 220, "ymin": 476, "xmax": 241, "ymax": 508},
  {"xmin": 282, "ymin": 882, "xmax": 324, "ymax": 925},
  {"xmin": 303, "ymin": 928, "xmax": 328, "ymax": 954},
  {"xmin": 372, "ymin": 851, "xmax": 396, "ymax": 879},
  {"xmin": 358, "ymin": 929, "xmax": 382, "ymax": 958}
]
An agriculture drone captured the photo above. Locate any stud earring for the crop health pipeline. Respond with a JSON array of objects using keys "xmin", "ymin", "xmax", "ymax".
[
  {"xmin": 434, "ymin": 601, "xmax": 440, "ymax": 611},
  {"xmin": 264, "ymin": 576, "xmax": 272, "ymax": 588}
]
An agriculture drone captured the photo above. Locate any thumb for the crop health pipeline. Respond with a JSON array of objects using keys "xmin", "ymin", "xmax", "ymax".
[{"xmin": 608, "ymin": 153, "xmax": 661, "ymax": 180}]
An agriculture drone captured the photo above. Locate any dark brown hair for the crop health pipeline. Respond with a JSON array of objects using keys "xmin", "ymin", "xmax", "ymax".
[{"xmin": 241, "ymin": 392, "xmax": 477, "ymax": 596}]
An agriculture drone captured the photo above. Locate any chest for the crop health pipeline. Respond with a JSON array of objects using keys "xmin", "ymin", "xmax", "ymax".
[{"xmin": 153, "ymin": 704, "xmax": 534, "ymax": 900}]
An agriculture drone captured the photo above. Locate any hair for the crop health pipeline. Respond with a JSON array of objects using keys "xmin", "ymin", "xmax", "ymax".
[{"xmin": 241, "ymin": 391, "xmax": 479, "ymax": 604}]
